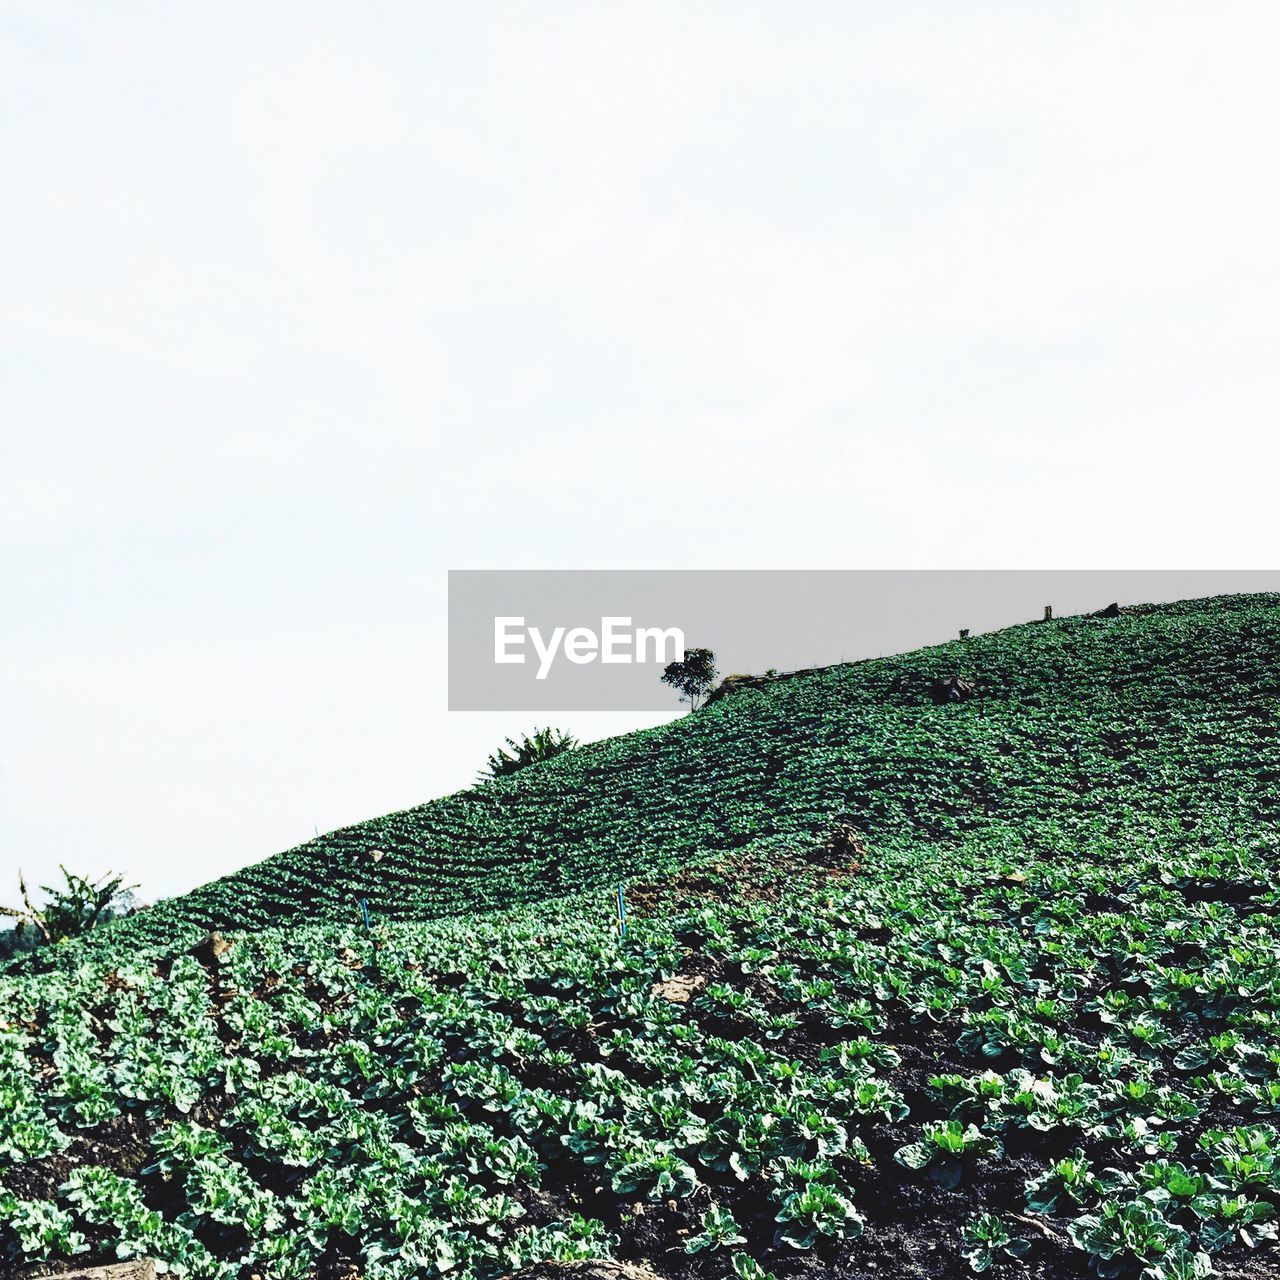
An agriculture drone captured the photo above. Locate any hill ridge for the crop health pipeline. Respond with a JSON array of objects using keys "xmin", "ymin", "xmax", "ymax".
[
  {"xmin": 4, "ymin": 592, "xmax": 1280, "ymax": 1280},
  {"xmin": 54, "ymin": 590, "xmax": 1277, "ymax": 959}
]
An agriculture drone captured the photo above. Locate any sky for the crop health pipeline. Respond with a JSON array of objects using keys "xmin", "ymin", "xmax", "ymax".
[{"xmin": 2, "ymin": 4, "xmax": 1278, "ymax": 902}]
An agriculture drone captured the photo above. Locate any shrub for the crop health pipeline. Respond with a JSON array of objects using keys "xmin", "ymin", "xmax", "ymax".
[{"xmin": 481, "ymin": 727, "xmax": 578, "ymax": 781}]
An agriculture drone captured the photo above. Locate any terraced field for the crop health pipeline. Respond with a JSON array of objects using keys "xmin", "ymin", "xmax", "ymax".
[
  {"xmin": 70, "ymin": 593, "xmax": 1280, "ymax": 951},
  {"xmin": 2, "ymin": 595, "xmax": 1279, "ymax": 1280}
]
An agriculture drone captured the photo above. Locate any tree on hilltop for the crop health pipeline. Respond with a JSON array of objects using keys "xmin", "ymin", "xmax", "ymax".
[{"xmin": 661, "ymin": 648, "xmax": 718, "ymax": 711}]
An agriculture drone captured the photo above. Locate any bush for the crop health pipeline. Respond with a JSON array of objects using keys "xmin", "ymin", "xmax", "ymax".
[
  {"xmin": 481, "ymin": 727, "xmax": 578, "ymax": 781},
  {"xmin": 0, "ymin": 867, "xmax": 139, "ymax": 948}
]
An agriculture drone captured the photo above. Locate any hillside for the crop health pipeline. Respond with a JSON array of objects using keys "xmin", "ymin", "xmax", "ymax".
[
  {"xmin": 2, "ymin": 594, "xmax": 1280, "ymax": 1280},
  {"xmin": 71, "ymin": 592, "xmax": 1280, "ymax": 952}
]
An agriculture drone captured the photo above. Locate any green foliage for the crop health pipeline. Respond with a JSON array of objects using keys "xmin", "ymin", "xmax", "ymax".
[
  {"xmin": 1068, "ymin": 1199, "xmax": 1211, "ymax": 1279},
  {"xmin": 1, "ymin": 595, "xmax": 1279, "ymax": 1277},
  {"xmin": 773, "ymin": 1180, "xmax": 863, "ymax": 1249},
  {"xmin": 960, "ymin": 1213, "xmax": 1030, "ymax": 1272},
  {"xmin": 0, "ymin": 1190, "xmax": 86, "ymax": 1260},
  {"xmin": 731, "ymin": 1255, "xmax": 777, "ymax": 1280},
  {"xmin": 3, "ymin": 819, "xmax": 1277, "ymax": 1276},
  {"xmin": 25, "ymin": 593, "xmax": 1277, "ymax": 956},
  {"xmin": 481, "ymin": 726, "xmax": 578, "ymax": 782},
  {"xmin": 894, "ymin": 1121, "xmax": 998, "ymax": 1189},
  {"xmin": 1, "ymin": 867, "xmax": 138, "ymax": 947},
  {"xmin": 661, "ymin": 646, "xmax": 718, "ymax": 710},
  {"xmin": 685, "ymin": 1204, "xmax": 746, "ymax": 1253}
]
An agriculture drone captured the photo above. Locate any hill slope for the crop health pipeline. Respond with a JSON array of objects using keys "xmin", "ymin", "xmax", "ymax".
[
  {"xmin": 92, "ymin": 592, "xmax": 1280, "ymax": 951},
  {"xmin": 2, "ymin": 593, "xmax": 1279, "ymax": 1280}
]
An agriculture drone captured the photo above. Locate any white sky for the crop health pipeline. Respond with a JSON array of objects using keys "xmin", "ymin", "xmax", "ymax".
[{"xmin": 3, "ymin": 4, "xmax": 1278, "ymax": 902}]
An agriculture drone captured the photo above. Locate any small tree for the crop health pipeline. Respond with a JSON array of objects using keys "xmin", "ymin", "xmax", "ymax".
[
  {"xmin": 662, "ymin": 648, "xmax": 718, "ymax": 711},
  {"xmin": 482, "ymin": 726, "xmax": 578, "ymax": 782},
  {"xmin": 1, "ymin": 866, "xmax": 139, "ymax": 946}
]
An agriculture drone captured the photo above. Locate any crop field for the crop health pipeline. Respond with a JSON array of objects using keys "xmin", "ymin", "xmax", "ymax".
[
  {"xmin": 2, "ymin": 595, "xmax": 1279, "ymax": 1280},
  {"xmin": 62, "ymin": 592, "xmax": 1280, "ymax": 954}
]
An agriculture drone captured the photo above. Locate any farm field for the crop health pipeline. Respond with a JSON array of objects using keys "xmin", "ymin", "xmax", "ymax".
[
  {"xmin": 57, "ymin": 592, "xmax": 1280, "ymax": 953},
  {"xmin": 2, "ymin": 595, "xmax": 1280, "ymax": 1280}
]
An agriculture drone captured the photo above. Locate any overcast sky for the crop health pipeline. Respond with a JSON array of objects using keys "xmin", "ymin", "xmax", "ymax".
[{"xmin": 3, "ymin": 4, "xmax": 1278, "ymax": 902}]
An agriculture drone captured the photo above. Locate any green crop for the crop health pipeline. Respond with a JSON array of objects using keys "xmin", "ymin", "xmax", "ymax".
[
  {"xmin": 11, "ymin": 591, "xmax": 1273, "ymax": 956},
  {"xmin": 894, "ymin": 1120, "xmax": 999, "ymax": 1189},
  {"xmin": 685, "ymin": 1204, "xmax": 747, "ymax": 1254},
  {"xmin": 960, "ymin": 1213, "xmax": 1030, "ymax": 1273},
  {"xmin": 1, "ymin": 595, "xmax": 1279, "ymax": 1277}
]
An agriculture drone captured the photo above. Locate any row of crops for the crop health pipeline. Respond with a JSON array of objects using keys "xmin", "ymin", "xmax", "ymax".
[
  {"xmin": 3, "ymin": 592, "xmax": 1279, "ymax": 1278},
  {"xmin": 45, "ymin": 593, "xmax": 1280, "ymax": 957},
  {"xmin": 1, "ymin": 824, "xmax": 1277, "ymax": 1279}
]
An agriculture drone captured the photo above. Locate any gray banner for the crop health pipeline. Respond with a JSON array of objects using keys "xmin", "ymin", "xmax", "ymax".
[{"xmin": 448, "ymin": 570, "xmax": 1280, "ymax": 711}]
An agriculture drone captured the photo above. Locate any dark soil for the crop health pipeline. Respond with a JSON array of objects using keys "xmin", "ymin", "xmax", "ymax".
[{"xmin": 625, "ymin": 823, "xmax": 864, "ymax": 919}]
